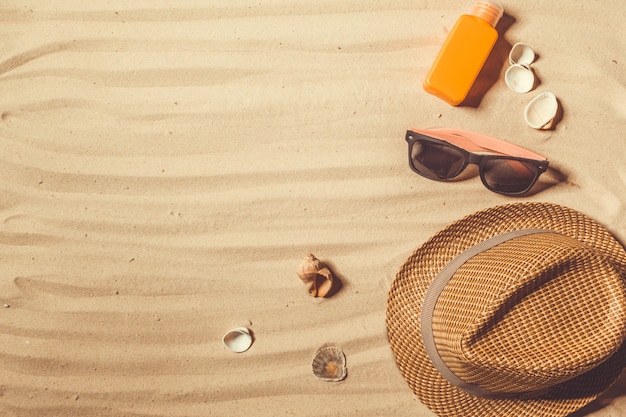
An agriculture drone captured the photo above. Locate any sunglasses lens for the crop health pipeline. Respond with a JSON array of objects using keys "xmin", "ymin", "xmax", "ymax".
[
  {"xmin": 410, "ymin": 139, "xmax": 466, "ymax": 180},
  {"xmin": 482, "ymin": 158, "xmax": 539, "ymax": 194}
]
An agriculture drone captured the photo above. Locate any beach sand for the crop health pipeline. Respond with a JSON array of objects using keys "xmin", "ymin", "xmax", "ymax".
[{"xmin": 1, "ymin": 1, "xmax": 625, "ymax": 416}]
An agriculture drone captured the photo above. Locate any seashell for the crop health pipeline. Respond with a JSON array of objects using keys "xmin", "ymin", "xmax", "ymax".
[
  {"xmin": 505, "ymin": 64, "xmax": 535, "ymax": 93},
  {"xmin": 312, "ymin": 346, "xmax": 347, "ymax": 382},
  {"xmin": 296, "ymin": 253, "xmax": 334, "ymax": 298},
  {"xmin": 524, "ymin": 92, "xmax": 559, "ymax": 129},
  {"xmin": 222, "ymin": 327, "xmax": 253, "ymax": 353},
  {"xmin": 509, "ymin": 43, "xmax": 536, "ymax": 67},
  {"xmin": 505, "ymin": 43, "xmax": 537, "ymax": 93}
]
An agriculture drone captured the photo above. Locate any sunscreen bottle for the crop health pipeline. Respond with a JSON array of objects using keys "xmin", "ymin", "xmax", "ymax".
[{"xmin": 423, "ymin": 1, "xmax": 504, "ymax": 106}]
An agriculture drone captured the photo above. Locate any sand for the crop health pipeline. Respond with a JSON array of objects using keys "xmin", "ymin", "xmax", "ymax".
[{"xmin": 1, "ymin": 1, "xmax": 625, "ymax": 416}]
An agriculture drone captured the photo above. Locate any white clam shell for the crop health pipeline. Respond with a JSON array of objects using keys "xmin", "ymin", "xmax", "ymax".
[
  {"xmin": 222, "ymin": 327, "xmax": 253, "ymax": 353},
  {"xmin": 312, "ymin": 346, "xmax": 347, "ymax": 382},
  {"xmin": 505, "ymin": 64, "xmax": 535, "ymax": 93},
  {"xmin": 509, "ymin": 43, "xmax": 536, "ymax": 66},
  {"xmin": 524, "ymin": 92, "xmax": 559, "ymax": 129}
]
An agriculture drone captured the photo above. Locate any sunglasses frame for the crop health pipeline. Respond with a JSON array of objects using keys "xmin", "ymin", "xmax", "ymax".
[{"xmin": 406, "ymin": 129, "xmax": 549, "ymax": 196}]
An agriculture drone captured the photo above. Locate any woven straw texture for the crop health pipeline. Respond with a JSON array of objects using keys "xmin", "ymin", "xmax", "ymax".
[{"xmin": 386, "ymin": 202, "xmax": 626, "ymax": 417}]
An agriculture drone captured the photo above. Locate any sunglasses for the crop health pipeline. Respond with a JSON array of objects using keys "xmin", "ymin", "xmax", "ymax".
[{"xmin": 406, "ymin": 128, "xmax": 549, "ymax": 195}]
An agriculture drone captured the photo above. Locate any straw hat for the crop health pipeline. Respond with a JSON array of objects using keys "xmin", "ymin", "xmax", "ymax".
[{"xmin": 386, "ymin": 202, "xmax": 626, "ymax": 417}]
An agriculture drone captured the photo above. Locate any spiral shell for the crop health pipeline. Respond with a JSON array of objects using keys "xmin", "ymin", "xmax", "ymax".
[
  {"xmin": 312, "ymin": 346, "xmax": 347, "ymax": 382},
  {"xmin": 296, "ymin": 253, "xmax": 334, "ymax": 297}
]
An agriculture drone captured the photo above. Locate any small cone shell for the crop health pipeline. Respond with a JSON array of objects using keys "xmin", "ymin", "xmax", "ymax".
[{"xmin": 296, "ymin": 253, "xmax": 334, "ymax": 297}]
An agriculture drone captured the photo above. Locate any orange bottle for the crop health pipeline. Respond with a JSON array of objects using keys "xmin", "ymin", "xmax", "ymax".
[{"xmin": 423, "ymin": 1, "xmax": 504, "ymax": 106}]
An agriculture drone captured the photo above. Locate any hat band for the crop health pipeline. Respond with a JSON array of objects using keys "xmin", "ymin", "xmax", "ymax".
[{"xmin": 421, "ymin": 228, "xmax": 553, "ymax": 400}]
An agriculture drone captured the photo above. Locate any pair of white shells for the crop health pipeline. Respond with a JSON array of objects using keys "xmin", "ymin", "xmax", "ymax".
[
  {"xmin": 505, "ymin": 43, "xmax": 559, "ymax": 129},
  {"xmin": 505, "ymin": 43, "xmax": 536, "ymax": 93}
]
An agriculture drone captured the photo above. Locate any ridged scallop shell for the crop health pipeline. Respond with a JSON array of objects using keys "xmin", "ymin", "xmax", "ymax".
[{"xmin": 312, "ymin": 346, "xmax": 347, "ymax": 382}]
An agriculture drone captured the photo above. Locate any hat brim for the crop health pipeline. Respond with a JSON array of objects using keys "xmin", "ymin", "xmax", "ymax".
[{"xmin": 386, "ymin": 202, "xmax": 626, "ymax": 417}]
